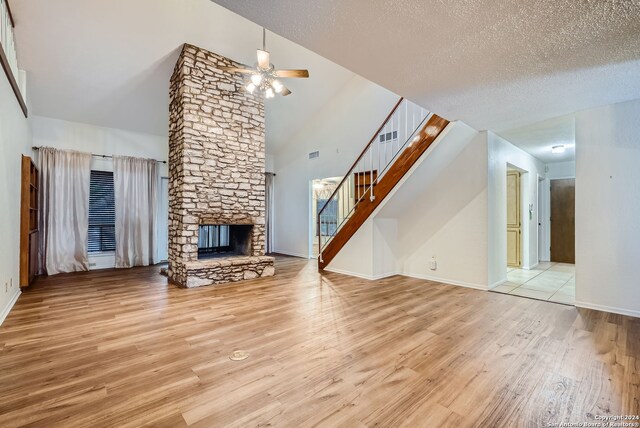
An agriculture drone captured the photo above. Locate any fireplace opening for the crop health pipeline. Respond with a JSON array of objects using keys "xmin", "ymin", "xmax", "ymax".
[{"xmin": 198, "ymin": 224, "xmax": 253, "ymax": 259}]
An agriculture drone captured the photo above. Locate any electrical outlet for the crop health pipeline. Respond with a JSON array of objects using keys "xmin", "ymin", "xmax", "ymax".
[{"xmin": 430, "ymin": 257, "xmax": 437, "ymax": 271}]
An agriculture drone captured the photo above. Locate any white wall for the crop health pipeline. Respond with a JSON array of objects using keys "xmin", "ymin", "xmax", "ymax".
[
  {"xmin": 488, "ymin": 132, "xmax": 546, "ymax": 285},
  {"xmin": 328, "ymin": 121, "xmax": 490, "ymax": 289},
  {"xmin": 326, "ymin": 219, "xmax": 375, "ymax": 278},
  {"xmin": 327, "ymin": 217, "xmax": 399, "ymax": 280},
  {"xmin": 382, "ymin": 123, "xmax": 489, "ymax": 288},
  {"xmin": 547, "ymin": 161, "xmax": 575, "ymax": 179},
  {"xmin": 31, "ymin": 116, "xmax": 168, "ymax": 269},
  {"xmin": 575, "ymin": 98, "xmax": 640, "ymax": 317},
  {"xmin": 271, "ymin": 75, "xmax": 397, "ymax": 257},
  {"xmin": 0, "ymin": 75, "xmax": 31, "ymax": 324},
  {"xmin": 265, "ymin": 154, "xmax": 274, "ymax": 173}
]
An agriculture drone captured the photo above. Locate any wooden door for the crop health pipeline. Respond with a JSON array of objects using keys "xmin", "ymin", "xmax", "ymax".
[
  {"xmin": 550, "ymin": 179, "xmax": 575, "ymax": 263},
  {"xmin": 506, "ymin": 171, "xmax": 521, "ymax": 267}
]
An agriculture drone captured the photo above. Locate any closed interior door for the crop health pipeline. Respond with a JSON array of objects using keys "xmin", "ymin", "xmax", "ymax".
[
  {"xmin": 538, "ymin": 178, "xmax": 545, "ymax": 262},
  {"xmin": 507, "ymin": 170, "xmax": 521, "ymax": 267},
  {"xmin": 550, "ymin": 178, "xmax": 575, "ymax": 263}
]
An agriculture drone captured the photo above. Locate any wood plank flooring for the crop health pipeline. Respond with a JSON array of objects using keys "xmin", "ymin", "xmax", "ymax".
[{"xmin": 0, "ymin": 255, "xmax": 638, "ymax": 427}]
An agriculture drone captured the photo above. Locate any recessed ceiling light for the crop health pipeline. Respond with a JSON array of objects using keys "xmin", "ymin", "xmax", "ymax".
[{"xmin": 551, "ymin": 145, "xmax": 566, "ymax": 154}]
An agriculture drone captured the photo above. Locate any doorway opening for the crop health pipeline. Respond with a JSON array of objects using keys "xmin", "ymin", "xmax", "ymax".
[
  {"xmin": 493, "ymin": 163, "xmax": 576, "ymax": 305},
  {"xmin": 490, "ymin": 116, "xmax": 576, "ymax": 305},
  {"xmin": 310, "ymin": 177, "xmax": 342, "ymax": 258}
]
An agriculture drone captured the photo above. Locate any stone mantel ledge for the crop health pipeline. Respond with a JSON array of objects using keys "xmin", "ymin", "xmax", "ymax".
[
  {"xmin": 184, "ymin": 255, "xmax": 275, "ymax": 270},
  {"xmin": 179, "ymin": 255, "xmax": 276, "ymax": 288}
]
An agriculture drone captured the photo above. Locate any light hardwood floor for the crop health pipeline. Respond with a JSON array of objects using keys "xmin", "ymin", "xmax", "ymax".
[{"xmin": 0, "ymin": 256, "xmax": 638, "ymax": 427}]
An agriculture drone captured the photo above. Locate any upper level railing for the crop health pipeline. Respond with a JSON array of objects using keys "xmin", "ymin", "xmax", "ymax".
[
  {"xmin": 0, "ymin": 0, "xmax": 27, "ymax": 116},
  {"xmin": 317, "ymin": 98, "xmax": 431, "ymax": 260}
]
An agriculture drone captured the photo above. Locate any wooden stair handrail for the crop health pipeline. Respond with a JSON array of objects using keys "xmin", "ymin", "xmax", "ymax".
[
  {"xmin": 318, "ymin": 114, "xmax": 450, "ymax": 270},
  {"xmin": 0, "ymin": 0, "xmax": 28, "ymax": 117},
  {"xmin": 5, "ymin": 0, "xmax": 15, "ymax": 27},
  {"xmin": 317, "ymin": 97, "xmax": 404, "ymax": 219}
]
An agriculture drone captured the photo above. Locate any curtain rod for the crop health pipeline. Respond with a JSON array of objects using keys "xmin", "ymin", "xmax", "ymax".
[
  {"xmin": 32, "ymin": 146, "xmax": 167, "ymax": 164},
  {"xmin": 265, "ymin": 172, "xmax": 276, "ymax": 176}
]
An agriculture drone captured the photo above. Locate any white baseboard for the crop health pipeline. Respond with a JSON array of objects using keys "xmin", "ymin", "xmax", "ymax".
[
  {"xmin": 574, "ymin": 300, "xmax": 640, "ymax": 319},
  {"xmin": 325, "ymin": 267, "xmax": 489, "ymax": 290},
  {"xmin": 402, "ymin": 272, "xmax": 488, "ymax": 291},
  {"xmin": 0, "ymin": 288, "xmax": 21, "ymax": 326},
  {"xmin": 372, "ymin": 272, "xmax": 399, "ymax": 280},
  {"xmin": 488, "ymin": 279, "xmax": 507, "ymax": 289},
  {"xmin": 271, "ymin": 249, "xmax": 310, "ymax": 259},
  {"xmin": 323, "ymin": 267, "xmax": 397, "ymax": 281},
  {"xmin": 523, "ymin": 263, "xmax": 539, "ymax": 270}
]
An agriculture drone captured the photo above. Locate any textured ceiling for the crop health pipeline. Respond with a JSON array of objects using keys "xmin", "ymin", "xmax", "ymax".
[
  {"xmin": 212, "ymin": 0, "xmax": 640, "ymax": 131},
  {"xmin": 498, "ymin": 115, "xmax": 576, "ymax": 164},
  {"xmin": 12, "ymin": 0, "xmax": 356, "ymax": 154}
]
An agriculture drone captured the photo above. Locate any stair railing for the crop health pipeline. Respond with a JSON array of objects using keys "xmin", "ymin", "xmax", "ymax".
[{"xmin": 317, "ymin": 97, "xmax": 431, "ymax": 262}]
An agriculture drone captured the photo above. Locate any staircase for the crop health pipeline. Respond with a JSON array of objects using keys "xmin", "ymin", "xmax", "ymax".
[{"xmin": 317, "ymin": 98, "xmax": 450, "ymax": 270}]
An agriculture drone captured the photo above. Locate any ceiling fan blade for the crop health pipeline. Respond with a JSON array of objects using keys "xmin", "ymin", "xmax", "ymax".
[
  {"xmin": 281, "ymin": 86, "xmax": 292, "ymax": 96},
  {"xmin": 275, "ymin": 69, "xmax": 310, "ymax": 78},
  {"xmin": 257, "ymin": 49, "xmax": 270, "ymax": 69},
  {"xmin": 220, "ymin": 66, "xmax": 254, "ymax": 74}
]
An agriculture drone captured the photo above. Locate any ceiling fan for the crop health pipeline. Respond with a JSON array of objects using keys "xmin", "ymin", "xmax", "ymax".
[{"xmin": 220, "ymin": 29, "xmax": 309, "ymax": 98}]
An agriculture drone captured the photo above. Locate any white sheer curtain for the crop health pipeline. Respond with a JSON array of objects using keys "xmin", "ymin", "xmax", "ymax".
[
  {"xmin": 265, "ymin": 172, "xmax": 275, "ymax": 254},
  {"xmin": 113, "ymin": 155, "xmax": 158, "ymax": 268},
  {"xmin": 38, "ymin": 148, "xmax": 92, "ymax": 275}
]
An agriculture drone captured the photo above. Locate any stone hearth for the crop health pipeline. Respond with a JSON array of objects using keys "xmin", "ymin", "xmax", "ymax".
[{"xmin": 167, "ymin": 44, "xmax": 275, "ymax": 288}]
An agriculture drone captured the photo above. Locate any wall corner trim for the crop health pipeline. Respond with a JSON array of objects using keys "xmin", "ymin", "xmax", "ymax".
[
  {"xmin": 488, "ymin": 279, "xmax": 507, "ymax": 289},
  {"xmin": 0, "ymin": 288, "xmax": 21, "ymax": 326},
  {"xmin": 574, "ymin": 300, "xmax": 640, "ymax": 319}
]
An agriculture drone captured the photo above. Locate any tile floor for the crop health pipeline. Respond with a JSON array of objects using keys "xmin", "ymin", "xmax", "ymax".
[{"xmin": 490, "ymin": 262, "xmax": 575, "ymax": 305}]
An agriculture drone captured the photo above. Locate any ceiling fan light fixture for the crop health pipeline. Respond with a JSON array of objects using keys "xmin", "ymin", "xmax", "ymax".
[
  {"xmin": 251, "ymin": 73, "xmax": 263, "ymax": 86},
  {"xmin": 223, "ymin": 28, "xmax": 308, "ymax": 98}
]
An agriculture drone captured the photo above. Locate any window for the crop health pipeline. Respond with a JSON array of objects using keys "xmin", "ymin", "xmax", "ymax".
[
  {"xmin": 88, "ymin": 170, "xmax": 116, "ymax": 253},
  {"xmin": 317, "ymin": 199, "xmax": 338, "ymax": 236}
]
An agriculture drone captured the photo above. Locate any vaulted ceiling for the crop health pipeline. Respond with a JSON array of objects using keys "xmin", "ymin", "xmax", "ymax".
[
  {"xmin": 13, "ymin": 0, "xmax": 640, "ymax": 159},
  {"xmin": 213, "ymin": 0, "xmax": 640, "ymax": 132},
  {"xmin": 12, "ymin": 0, "xmax": 358, "ymax": 154}
]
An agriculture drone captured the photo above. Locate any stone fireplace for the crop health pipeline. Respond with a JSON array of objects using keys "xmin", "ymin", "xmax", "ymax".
[
  {"xmin": 167, "ymin": 44, "xmax": 275, "ymax": 288},
  {"xmin": 197, "ymin": 224, "xmax": 253, "ymax": 259}
]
